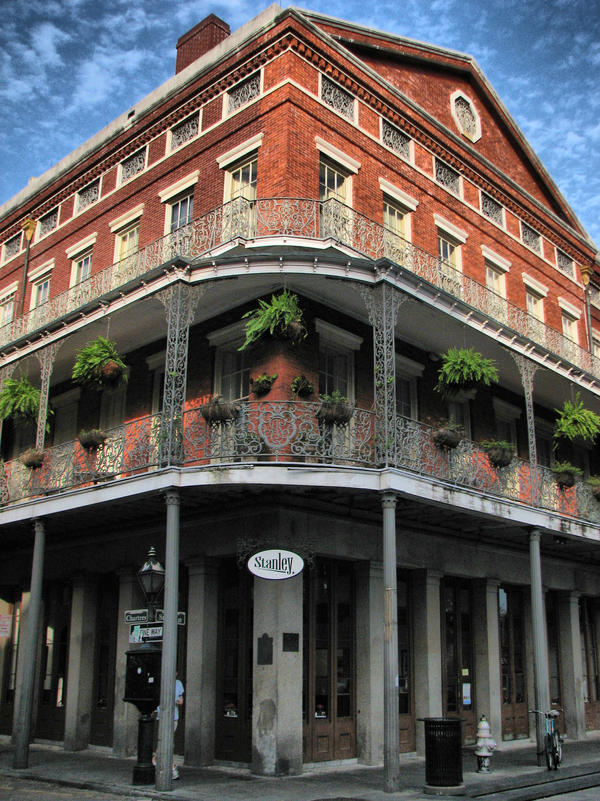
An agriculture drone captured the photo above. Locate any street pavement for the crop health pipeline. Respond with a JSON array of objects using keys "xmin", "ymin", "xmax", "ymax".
[{"xmin": 1, "ymin": 734, "xmax": 600, "ymax": 801}]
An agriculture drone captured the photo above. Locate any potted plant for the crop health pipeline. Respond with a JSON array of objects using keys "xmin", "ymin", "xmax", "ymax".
[
  {"xmin": 435, "ymin": 347, "xmax": 499, "ymax": 400},
  {"xmin": 316, "ymin": 390, "xmax": 354, "ymax": 425},
  {"xmin": 481, "ymin": 439, "xmax": 515, "ymax": 468},
  {"xmin": 239, "ymin": 289, "xmax": 307, "ymax": 351},
  {"xmin": 291, "ymin": 375, "xmax": 314, "ymax": 398},
  {"xmin": 19, "ymin": 448, "xmax": 44, "ymax": 470},
  {"xmin": 552, "ymin": 461, "xmax": 582, "ymax": 489},
  {"xmin": 553, "ymin": 394, "xmax": 600, "ymax": 446},
  {"xmin": 431, "ymin": 419, "xmax": 463, "ymax": 450},
  {"xmin": 250, "ymin": 373, "xmax": 277, "ymax": 396},
  {"xmin": 586, "ymin": 475, "xmax": 600, "ymax": 501},
  {"xmin": 78, "ymin": 429, "xmax": 107, "ymax": 450},
  {"xmin": 72, "ymin": 336, "xmax": 127, "ymax": 390},
  {"xmin": 200, "ymin": 395, "xmax": 240, "ymax": 423},
  {"xmin": 0, "ymin": 375, "xmax": 45, "ymax": 426}
]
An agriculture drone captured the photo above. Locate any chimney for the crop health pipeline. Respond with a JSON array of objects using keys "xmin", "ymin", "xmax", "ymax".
[{"xmin": 175, "ymin": 14, "xmax": 230, "ymax": 74}]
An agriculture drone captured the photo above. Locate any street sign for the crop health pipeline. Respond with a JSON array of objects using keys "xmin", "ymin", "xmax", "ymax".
[
  {"xmin": 155, "ymin": 610, "xmax": 186, "ymax": 625},
  {"xmin": 129, "ymin": 623, "xmax": 163, "ymax": 644},
  {"xmin": 124, "ymin": 609, "xmax": 149, "ymax": 624}
]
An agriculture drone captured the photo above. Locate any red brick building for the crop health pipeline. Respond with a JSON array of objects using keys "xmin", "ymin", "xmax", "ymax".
[{"xmin": 1, "ymin": 5, "xmax": 599, "ymax": 784}]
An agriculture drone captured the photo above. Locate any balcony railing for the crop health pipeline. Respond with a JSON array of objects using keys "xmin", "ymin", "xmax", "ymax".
[
  {"xmin": 1, "ymin": 197, "xmax": 596, "ymax": 378},
  {"xmin": 1, "ymin": 402, "xmax": 599, "ymax": 528}
]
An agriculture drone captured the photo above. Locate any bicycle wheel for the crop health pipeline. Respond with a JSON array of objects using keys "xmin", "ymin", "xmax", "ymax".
[
  {"xmin": 545, "ymin": 733, "xmax": 553, "ymax": 770},
  {"xmin": 552, "ymin": 730, "xmax": 562, "ymax": 769}
]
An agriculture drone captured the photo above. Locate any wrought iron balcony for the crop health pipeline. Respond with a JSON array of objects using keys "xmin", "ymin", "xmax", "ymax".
[
  {"xmin": 1, "ymin": 197, "xmax": 595, "ymax": 379},
  {"xmin": 1, "ymin": 401, "xmax": 599, "ymax": 528}
]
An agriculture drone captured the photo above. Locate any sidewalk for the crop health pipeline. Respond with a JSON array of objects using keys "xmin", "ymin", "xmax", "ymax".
[{"xmin": 1, "ymin": 735, "xmax": 600, "ymax": 800}]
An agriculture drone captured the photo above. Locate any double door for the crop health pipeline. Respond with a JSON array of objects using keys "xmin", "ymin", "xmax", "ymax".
[
  {"xmin": 499, "ymin": 586, "xmax": 528, "ymax": 739},
  {"xmin": 441, "ymin": 579, "xmax": 475, "ymax": 743}
]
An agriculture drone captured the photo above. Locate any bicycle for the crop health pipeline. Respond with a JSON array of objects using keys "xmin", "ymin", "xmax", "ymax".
[{"xmin": 529, "ymin": 709, "xmax": 562, "ymax": 769}]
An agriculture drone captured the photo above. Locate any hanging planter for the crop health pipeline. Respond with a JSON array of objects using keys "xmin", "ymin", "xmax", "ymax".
[
  {"xmin": 552, "ymin": 461, "xmax": 582, "ymax": 489},
  {"xmin": 432, "ymin": 421, "xmax": 463, "ymax": 450},
  {"xmin": 239, "ymin": 290, "xmax": 307, "ymax": 351},
  {"xmin": 316, "ymin": 391, "xmax": 354, "ymax": 425},
  {"xmin": 200, "ymin": 395, "xmax": 240, "ymax": 423},
  {"xmin": 553, "ymin": 394, "xmax": 600, "ymax": 447},
  {"xmin": 72, "ymin": 336, "xmax": 127, "ymax": 391},
  {"xmin": 481, "ymin": 440, "xmax": 515, "ymax": 469},
  {"xmin": 78, "ymin": 429, "xmax": 107, "ymax": 451},
  {"xmin": 291, "ymin": 375, "xmax": 314, "ymax": 398},
  {"xmin": 0, "ymin": 376, "xmax": 43, "ymax": 425},
  {"xmin": 434, "ymin": 347, "xmax": 499, "ymax": 399},
  {"xmin": 19, "ymin": 448, "xmax": 44, "ymax": 470},
  {"xmin": 250, "ymin": 373, "xmax": 277, "ymax": 397}
]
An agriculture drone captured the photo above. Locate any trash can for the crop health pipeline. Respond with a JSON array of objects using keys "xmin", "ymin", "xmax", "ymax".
[{"xmin": 420, "ymin": 717, "xmax": 464, "ymax": 794}]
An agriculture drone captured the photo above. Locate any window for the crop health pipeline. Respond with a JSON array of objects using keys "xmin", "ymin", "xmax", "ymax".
[
  {"xmin": 321, "ymin": 75, "xmax": 354, "ymax": 120},
  {"xmin": 116, "ymin": 225, "xmax": 139, "ymax": 261},
  {"xmin": 320, "ymin": 159, "xmax": 348, "ymax": 204},
  {"xmin": 493, "ymin": 399, "xmax": 520, "ymax": 450},
  {"xmin": 100, "ymin": 384, "xmax": 126, "ymax": 431},
  {"xmin": 435, "ymin": 158, "xmax": 460, "ymax": 195},
  {"xmin": 170, "ymin": 112, "xmax": 200, "ymax": 151},
  {"xmin": 559, "ymin": 298, "xmax": 581, "ymax": 345},
  {"xmin": 383, "ymin": 199, "xmax": 407, "ymax": 239},
  {"xmin": 32, "ymin": 275, "xmax": 50, "ymax": 308},
  {"xmin": 525, "ymin": 289, "xmax": 544, "ymax": 321},
  {"xmin": 0, "ymin": 283, "xmax": 17, "ymax": 327},
  {"xmin": 73, "ymin": 251, "xmax": 92, "ymax": 285},
  {"xmin": 379, "ymin": 180, "xmax": 417, "ymax": 263},
  {"xmin": 315, "ymin": 319, "xmax": 362, "ymax": 402},
  {"xmin": 521, "ymin": 222, "xmax": 541, "ymax": 254},
  {"xmin": 482, "ymin": 247, "xmax": 510, "ymax": 325},
  {"xmin": 451, "ymin": 91, "xmax": 481, "ymax": 142},
  {"xmin": 535, "ymin": 419, "xmax": 553, "ymax": 468},
  {"xmin": 208, "ymin": 321, "xmax": 251, "ymax": 401},
  {"xmin": 169, "ymin": 194, "xmax": 194, "ymax": 232},
  {"xmin": 76, "ymin": 179, "xmax": 100, "ymax": 213},
  {"xmin": 2, "ymin": 233, "xmax": 22, "ymax": 263},
  {"xmin": 146, "ymin": 352, "xmax": 166, "ymax": 415},
  {"xmin": 481, "ymin": 193, "xmax": 503, "ymax": 226},
  {"xmin": 38, "ymin": 208, "xmax": 59, "ymax": 238},
  {"xmin": 381, "ymin": 119, "xmax": 410, "ymax": 160},
  {"xmin": 557, "ymin": 249, "xmax": 574, "ymax": 277},
  {"xmin": 435, "ymin": 216, "xmax": 466, "ymax": 296},
  {"xmin": 486, "ymin": 264, "xmax": 506, "ymax": 298},
  {"xmin": 439, "ymin": 235, "xmax": 458, "ymax": 268},
  {"xmin": 395, "ymin": 355, "xmax": 423, "ymax": 420},
  {"xmin": 51, "ymin": 388, "xmax": 80, "ymax": 445},
  {"xmin": 110, "ymin": 206, "xmax": 144, "ymax": 265},
  {"xmin": 227, "ymin": 72, "xmax": 260, "ymax": 114},
  {"xmin": 448, "ymin": 399, "xmax": 471, "ymax": 439},
  {"xmin": 120, "ymin": 148, "xmax": 146, "ymax": 183},
  {"xmin": 523, "ymin": 273, "xmax": 547, "ymax": 341},
  {"xmin": 228, "ymin": 158, "xmax": 257, "ymax": 202}
]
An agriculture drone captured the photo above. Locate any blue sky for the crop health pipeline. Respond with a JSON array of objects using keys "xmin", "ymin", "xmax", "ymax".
[{"xmin": 1, "ymin": 0, "xmax": 598, "ymax": 247}]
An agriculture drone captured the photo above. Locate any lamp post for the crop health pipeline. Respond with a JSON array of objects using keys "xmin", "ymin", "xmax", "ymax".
[{"xmin": 124, "ymin": 547, "xmax": 165, "ymax": 784}]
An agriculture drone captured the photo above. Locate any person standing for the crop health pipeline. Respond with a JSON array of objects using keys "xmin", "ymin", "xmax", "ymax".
[{"xmin": 154, "ymin": 675, "xmax": 184, "ymax": 779}]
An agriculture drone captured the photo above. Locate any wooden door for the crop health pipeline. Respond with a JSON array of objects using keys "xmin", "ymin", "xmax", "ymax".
[
  {"xmin": 35, "ymin": 583, "xmax": 70, "ymax": 741},
  {"xmin": 499, "ymin": 586, "xmax": 528, "ymax": 740},
  {"xmin": 303, "ymin": 559, "xmax": 356, "ymax": 762},
  {"xmin": 442, "ymin": 579, "xmax": 476, "ymax": 744},
  {"xmin": 397, "ymin": 573, "xmax": 414, "ymax": 752},
  {"xmin": 89, "ymin": 576, "xmax": 118, "ymax": 746},
  {"xmin": 215, "ymin": 560, "xmax": 253, "ymax": 762}
]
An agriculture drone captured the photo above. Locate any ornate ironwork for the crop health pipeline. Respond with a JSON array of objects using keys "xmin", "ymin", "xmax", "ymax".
[
  {"xmin": 171, "ymin": 114, "xmax": 200, "ymax": 149},
  {"xmin": 360, "ymin": 283, "xmax": 408, "ymax": 465},
  {"xmin": 481, "ymin": 193, "xmax": 503, "ymax": 225},
  {"xmin": 382, "ymin": 120, "xmax": 410, "ymax": 159},
  {"xmin": 557, "ymin": 250, "xmax": 574, "ymax": 276},
  {"xmin": 156, "ymin": 282, "xmax": 204, "ymax": 465},
  {"xmin": 237, "ymin": 533, "xmax": 316, "ymax": 570},
  {"xmin": 228, "ymin": 72, "xmax": 260, "ymax": 113},
  {"xmin": 454, "ymin": 96, "xmax": 477, "ymax": 139},
  {"xmin": 321, "ymin": 76, "xmax": 354, "ymax": 120},
  {"xmin": 521, "ymin": 222, "xmax": 541, "ymax": 253},
  {"xmin": 34, "ymin": 340, "xmax": 64, "ymax": 450},
  {"xmin": 76, "ymin": 180, "xmax": 100, "ymax": 212},
  {"xmin": 435, "ymin": 159, "xmax": 460, "ymax": 195},
  {"xmin": 121, "ymin": 149, "xmax": 146, "ymax": 182},
  {"xmin": 3, "ymin": 233, "xmax": 21, "ymax": 260},
  {"xmin": 510, "ymin": 351, "xmax": 541, "ymax": 468},
  {"xmin": 39, "ymin": 209, "xmax": 59, "ymax": 237}
]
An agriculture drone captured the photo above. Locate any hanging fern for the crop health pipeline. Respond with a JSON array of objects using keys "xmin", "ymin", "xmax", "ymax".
[
  {"xmin": 435, "ymin": 347, "xmax": 499, "ymax": 397},
  {"xmin": 239, "ymin": 290, "xmax": 306, "ymax": 351},
  {"xmin": 553, "ymin": 393, "xmax": 600, "ymax": 445},
  {"xmin": 0, "ymin": 376, "xmax": 42, "ymax": 423},
  {"xmin": 72, "ymin": 336, "xmax": 127, "ymax": 390}
]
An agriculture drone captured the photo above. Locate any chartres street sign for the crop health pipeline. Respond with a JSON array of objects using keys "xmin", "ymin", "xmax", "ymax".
[
  {"xmin": 124, "ymin": 609, "xmax": 149, "ymax": 624},
  {"xmin": 248, "ymin": 549, "xmax": 304, "ymax": 580}
]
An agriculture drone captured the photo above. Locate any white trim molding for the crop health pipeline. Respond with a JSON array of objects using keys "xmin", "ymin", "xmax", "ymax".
[
  {"xmin": 28, "ymin": 258, "xmax": 55, "ymax": 283},
  {"xmin": 158, "ymin": 171, "xmax": 200, "ymax": 203},
  {"xmin": 522, "ymin": 273, "xmax": 548, "ymax": 297},
  {"xmin": 0, "ymin": 281, "xmax": 18, "ymax": 302},
  {"xmin": 378, "ymin": 178, "xmax": 418, "ymax": 211},
  {"xmin": 65, "ymin": 232, "xmax": 98, "ymax": 259},
  {"xmin": 315, "ymin": 318, "xmax": 363, "ymax": 350},
  {"xmin": 395, "ymin": 353, "xmax": 425, "ymax": 377},
  {"xmin": 434, "ymin": 214, "xmax": 468, "ymax": 243},
  {"xmin": 481, "ymin": 245, "xmax": 511, "ymax": 272},
  {"xmin": 315, "ymin": 137, "xmax": 361, "ymax": 174},
  {"xmin": 207, "ymin": 319, "xmax": 246, "ymax": 347},
  {"xmin": 216, "ymin": 133, "xmax": 264, "ymax": 170},
  {"xmin": 109, "ymin": 204, "xmax": 145, "ymax": 233},
  {"xmin": 558, "ymin": 297, "xmax": 582, "ymax": 320}
]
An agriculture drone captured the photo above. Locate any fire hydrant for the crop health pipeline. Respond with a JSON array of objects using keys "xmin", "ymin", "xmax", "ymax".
[{"xmin": 474, "ymin": 714, "xmax": 496, "ymax": 772}]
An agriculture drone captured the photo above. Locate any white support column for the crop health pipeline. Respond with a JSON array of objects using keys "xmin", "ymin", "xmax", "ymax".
[
  {"xmin": 13, "ymin": 519, "xmax": 45, "ymax": 769},
  {"xmin": 156, "ymin": 488, "xmax": 181, "ymax": 791},
  {"xmin": 113, "ymin": 568, "xmax": 141, "ymax": 757},
  {"xmin": 184, "ymin": 557, "xmax": 218, "ymax": 766},
  {"xmin": 64, "ymin": 575, "xmax": 98, "ymax": 751},
  {"xmin": 382, "ymin": 492, "xmax": 400, "ymax": 791},
  {"xmin": 355, "ymin": 561, "xmax": 384, "ymax": 765},
  {"xmin": 251, "ymin": 572, "xmax": 303, "ymax": 775},
  {"xmin": 473, "ymin": 578, "xmax": 502, "ymax": 744},
  {"xmin": 413, "ymin": 569, "xmax": 443, "ymax": 756},
  {"xmin": 557, "ymin": 591, "xmax": 586, "ymax": 740},
  {"xmin": 529, "ymin": 529, "xmax": 550, "ymax": 766}
]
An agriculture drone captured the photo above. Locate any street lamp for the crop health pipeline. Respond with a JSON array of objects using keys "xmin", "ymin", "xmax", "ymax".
[
  {"xmin": 124, "ymin": 547, "xmax": 165, "ymax": 785},
  {"xmin": 137, "ymin": 546, "xmax": 165, "ymax": 621}
]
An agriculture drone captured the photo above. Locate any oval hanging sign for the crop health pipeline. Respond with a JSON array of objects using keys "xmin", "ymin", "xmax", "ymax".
[{"xmin": 248, "ymin": 549, "xmax": 304, "ymax": 580}]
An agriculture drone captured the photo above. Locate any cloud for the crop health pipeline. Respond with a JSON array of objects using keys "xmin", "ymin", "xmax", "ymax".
[{"xmin": 30, "ymin": 22, "xmax": 70, "ymax": 67}]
